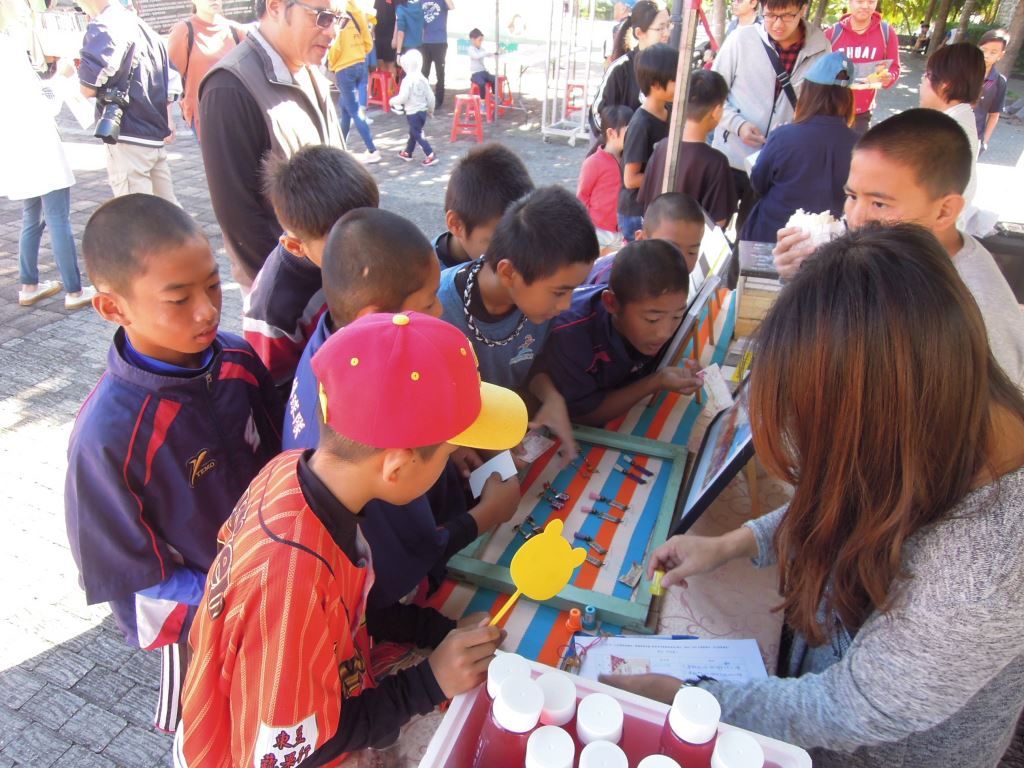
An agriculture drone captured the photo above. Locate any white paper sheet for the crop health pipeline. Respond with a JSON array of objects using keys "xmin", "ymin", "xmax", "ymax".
[
  {"xmin": 468, "ymin": 450, "xmax": 518, "ymax": 499},
  {"xmin": 577, "ymin": 636, "xmax": 767, "ymax": 685}
]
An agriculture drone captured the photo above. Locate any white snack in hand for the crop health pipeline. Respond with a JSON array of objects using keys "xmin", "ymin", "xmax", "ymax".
[{"xmin": 785, "ymin": 209, "xmax": 845, "ymax": 247}]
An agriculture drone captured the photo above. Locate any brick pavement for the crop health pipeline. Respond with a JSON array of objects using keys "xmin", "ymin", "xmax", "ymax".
[{"xmin": 1, "ymin": 53, "xmax": 1021, "ymax": 767}]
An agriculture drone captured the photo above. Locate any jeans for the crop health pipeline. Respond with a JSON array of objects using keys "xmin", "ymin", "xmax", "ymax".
[
  {"xmin": 471, "ymin": 70, "xmax": 496, "ymax": 93},
  {"xmin": 336, "ymin": 62, "xmax": 376, "ymax": 152},
  {"xmin": 405, "ymin": 111, "xmax": 434, "ymax": 157},
  {"xmin": 617, "ymin": 213, "xmax": 643, "ymax": 243},
  {"xmin": 420, "ymin": 41, "xmax": 448, "ymax": 108},
  {"xmin": 19, "ymin": 187, "xmax": 82, "ymax": 293}
]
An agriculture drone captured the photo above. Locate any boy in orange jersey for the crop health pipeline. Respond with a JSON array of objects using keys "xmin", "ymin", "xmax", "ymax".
[{"xmin": 174, "ymin": 312, "xmax": 528, "ymax": 767}]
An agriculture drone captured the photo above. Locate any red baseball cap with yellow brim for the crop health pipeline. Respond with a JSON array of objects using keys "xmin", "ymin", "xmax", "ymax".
[{"xmin": 311, "ymin": 312, "xmax": 528, "ymax": 451}]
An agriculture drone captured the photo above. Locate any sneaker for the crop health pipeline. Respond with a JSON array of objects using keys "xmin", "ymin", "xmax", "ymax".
[
  {"xmin": 18, "ymin": 280, "xmax": 62, "ymax": 306},
  {"xmin": 398, "ymin": 150, "xmax": 413, "ymax": 162},
  {"xmin": 359, "ymin": 150, "xmax": 382, "ymax": 164},
  {"xmin": 421, "ymin": 154, "xmax": 439, "ymax": 167},
  {"xmin": 65, "ymin": 285, "xmax": 97, "ymax": 311}
]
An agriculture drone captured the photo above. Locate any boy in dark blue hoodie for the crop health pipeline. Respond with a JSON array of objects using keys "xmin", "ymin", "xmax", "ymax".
[
  {"xmin": 540, "ymin": 238, "xmax": 702, "ymax": 426},
  {"xmin": 285, "ymin": 207, "xmax": 520, "ymax": 607},
  {"xmin": 64, "ymin": 194, "xmax": 282, "ymax": 733}
]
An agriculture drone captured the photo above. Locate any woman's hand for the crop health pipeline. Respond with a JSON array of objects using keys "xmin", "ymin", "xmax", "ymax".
[
  {"xmin": 598, "ymin": 673, "xmax": 683, "ymax": 704},
  {"xmin": 648, "ymin": 527, "xmax": 757, "ymax": 588}
]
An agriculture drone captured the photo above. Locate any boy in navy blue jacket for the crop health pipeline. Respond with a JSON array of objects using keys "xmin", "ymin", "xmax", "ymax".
[
  {"xmin": 285, "ymin": 208, "xmax": 520, "ymax": 606},
  {"xmin": 243, "ymin": 146, "xmax": 379, "ymax": 392},
  {"xmin": 540, "ymin": 239, "xmax": 703, "ymax": 426},
  {"xmin": 64, "ymin": 194, "xmax": 282, "ymax": 733}
]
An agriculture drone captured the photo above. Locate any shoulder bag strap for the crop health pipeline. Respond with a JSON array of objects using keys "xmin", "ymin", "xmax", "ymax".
[{"xmin": 759, "ymin": 37, "xmax": 798, "ymax": 110}]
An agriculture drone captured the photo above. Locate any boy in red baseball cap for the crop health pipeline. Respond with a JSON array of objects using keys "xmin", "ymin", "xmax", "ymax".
[{"xmin": 174, "ymin": 312, "xmax": 528, "ymax": 768}]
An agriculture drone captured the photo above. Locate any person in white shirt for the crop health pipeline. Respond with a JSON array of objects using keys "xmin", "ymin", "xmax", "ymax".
[{"xmin": 0, "ymin": 10, "xmax": 94, "ymax": 310}]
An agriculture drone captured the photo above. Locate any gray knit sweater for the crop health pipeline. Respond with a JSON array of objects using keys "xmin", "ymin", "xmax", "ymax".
[{"xmin": 703, "ymin": 467, "xmax": 1024, "ymax": 767}]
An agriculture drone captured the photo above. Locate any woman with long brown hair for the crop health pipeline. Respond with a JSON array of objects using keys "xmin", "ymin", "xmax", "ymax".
[
  {"xmin": 740, "ymin": 51, "xmax": 858, "ymax": 243},
  {"xmin": 607, "ymin": 223, "xmax": 1024, "ymax": 767}
]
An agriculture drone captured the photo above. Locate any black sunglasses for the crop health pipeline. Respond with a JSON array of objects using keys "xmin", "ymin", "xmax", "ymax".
[{"xmin": 289, "ymin": 0, "xmax": 348, "ymax": 29}]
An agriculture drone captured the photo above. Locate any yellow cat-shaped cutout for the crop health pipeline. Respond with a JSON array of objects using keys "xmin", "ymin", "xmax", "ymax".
[{"xmin": 490, "ymin": 519, "xmax": 588, "ymax": 626}]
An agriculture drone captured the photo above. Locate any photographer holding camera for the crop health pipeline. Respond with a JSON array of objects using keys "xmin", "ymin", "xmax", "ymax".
[{"xmin": 77, "ymin": 0, "xmax": 180, "ymax": 203}]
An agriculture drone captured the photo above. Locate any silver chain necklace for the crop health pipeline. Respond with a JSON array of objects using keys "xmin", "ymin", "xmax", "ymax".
[{"xmin": 462, "ymin": 260, "xmax": 527, "ymax": 348}]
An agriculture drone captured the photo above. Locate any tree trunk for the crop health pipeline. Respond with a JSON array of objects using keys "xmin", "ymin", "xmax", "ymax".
[
  {"xmin": 813, "ymin": 0, "xmax": 828, "ymax": 27},
  {"xmin": 997, "ymin": 0, "xmax": 1018, "ymax": 26},
  {"xmin": 712, "ymin": 0, "xmax": 727, "ymax": 46},
  {"xmin": 998, "ymin": 0, "xmax": 1024, "ymax": 77},
  {"xmin": 922, "ymin": 0, "xmax": 939, "ymax": 25},
  {"xmin": 927, "ymin": 0, "xmax": 956, "ymax": 54},
  {"xmin": 958, "ymin": 0, "xmax": 979, "ymax": 37}
]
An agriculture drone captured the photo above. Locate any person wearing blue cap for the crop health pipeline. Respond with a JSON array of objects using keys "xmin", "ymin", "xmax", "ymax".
[{"xmin": 739, "ymin": 51, "xmax": 859, "ymax": 244}]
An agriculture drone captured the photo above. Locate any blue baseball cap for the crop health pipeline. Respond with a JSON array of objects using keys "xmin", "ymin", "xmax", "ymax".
[{"xmin": 803, "ymin": 51, "xmax": 854, "ymax": 86}]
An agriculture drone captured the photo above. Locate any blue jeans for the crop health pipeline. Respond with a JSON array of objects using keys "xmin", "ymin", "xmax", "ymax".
[
  {"xmin": 618, "ymin": 213, "xmax": 643, "ymax": 243},
  {"xmin": 405, "ymin": 111, "xmax": 433, "ymax": 157},
  {"xmin": 20, "ymin": 187, "xmax": 82, "ymax": 293},
  {"xmin": 336, "ymin": 62, "xmax": 376, "ymax": 152},
  {"xmin": 471, "ymin": 70, "xmax": 496, "ymax": 93}
]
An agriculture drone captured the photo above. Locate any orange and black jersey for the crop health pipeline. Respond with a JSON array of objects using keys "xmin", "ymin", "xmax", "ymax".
[{"xmin": 176, "ymin": 450, "xmax": 452, "ymax": 768}]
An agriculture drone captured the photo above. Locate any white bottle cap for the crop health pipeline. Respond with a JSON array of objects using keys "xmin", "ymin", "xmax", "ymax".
[
  {"xmin": 668, "ymin": 687, "xmax": 721, "ymax": 745},
  {"xmin": 576, "ymin": 693, "xmax": 624, "ymax": 745},
  {"xmin": 493, "ymin": 677, "xmax": 544, "ymax": 734},
  {"xmin": 525, "ymin": 725, "xmax": 575, "ymax": 768},
  {"xmin": 536, "ymin": 671, "xmax": 578, "ymax": 727},
  {"xmin": 487, "ymin": 651, "xmax": 532, "ymax": 699},
  {"xmin": 578, "ymin": 740, "xmax": 629, "ymax": 768},
  {"xmin": 710, "ymin": 731, "xmax": 765, "ymax": 768},
  {"xmin": 638, "ymin": 757, "xmax": 683, "ymax": 768}
]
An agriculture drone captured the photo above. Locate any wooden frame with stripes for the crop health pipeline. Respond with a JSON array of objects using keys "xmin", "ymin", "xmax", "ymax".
[{"xmin": 446, "ymin": 426, "xmax": 689, "ymax": 633}]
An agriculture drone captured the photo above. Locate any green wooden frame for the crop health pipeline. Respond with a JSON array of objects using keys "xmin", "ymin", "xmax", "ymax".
[{"xmin": 446, "ymin": 425, "xmax": 689, "ymax": 633}]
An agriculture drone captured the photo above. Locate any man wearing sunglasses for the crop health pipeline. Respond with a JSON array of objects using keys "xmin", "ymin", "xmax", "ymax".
[
  {"xmin": 710, "ymin": 0, "xmax": 830, "ymax": 232},
  {"xmin": 197, "ymin": 0, "xmax": 347, "ymax": 291}
]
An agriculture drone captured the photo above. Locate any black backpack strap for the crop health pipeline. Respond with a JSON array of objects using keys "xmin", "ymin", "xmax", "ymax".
[
  {"xmin": 183, "ymin": 19, "xmax": 195, "ymax": 89},
  {"xmin": 759, "ymin": 37, "xmax": 798, "ymax": 110},
  {"xmin": 230, "ymin": 25, "xmax": 241, "ymax": 44}
]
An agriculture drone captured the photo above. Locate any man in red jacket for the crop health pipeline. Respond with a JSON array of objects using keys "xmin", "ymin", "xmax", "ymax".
[{"xmin": 825, "ymin": 0, "xmax": 900, "ymax": 135}]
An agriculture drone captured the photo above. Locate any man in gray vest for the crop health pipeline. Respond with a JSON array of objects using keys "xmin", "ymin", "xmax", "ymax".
[{"xmin": 198, "ymin": 0, "xmax": 345, "ymax": 288}]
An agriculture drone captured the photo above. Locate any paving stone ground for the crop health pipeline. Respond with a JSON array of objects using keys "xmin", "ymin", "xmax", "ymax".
[{"xmin": 1, "ymin": 50, "xmax": 1021, "ymax": 767}]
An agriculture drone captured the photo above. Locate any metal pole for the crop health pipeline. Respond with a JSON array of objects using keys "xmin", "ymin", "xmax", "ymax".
[
  {"xmin": 494, "ymin": 0, "xmax": 500, "ymax": 85},
  {"xmin": 662, "ymin": 0, "xmax": 700, "ymax": 194},
  {"xmin": 541, "ymin": 0, "xmax": 556, "ymax": 134}
]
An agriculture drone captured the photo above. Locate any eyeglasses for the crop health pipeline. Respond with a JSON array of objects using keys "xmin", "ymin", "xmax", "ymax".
[
  {"xmin": 763, "ymin": 11, "xmax": 800, "ymax": 22},
  {"xmin": 289, "ymin": 0, "xmax": 347, "ymax": 29}
]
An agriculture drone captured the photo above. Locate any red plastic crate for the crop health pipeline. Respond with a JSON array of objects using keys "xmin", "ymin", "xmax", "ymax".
[{"xmin": 420, "ymin": 658, "xmax": 811, "ymax": 767}]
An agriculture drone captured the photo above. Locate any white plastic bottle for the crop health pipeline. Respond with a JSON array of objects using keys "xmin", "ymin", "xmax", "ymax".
[
  {"xmin": 579, "ymin": 740, "xmax": 629, "ymax": 768},
  {"xmin": 710, "ymin": 731, "xmax": 765, "ymax": 768},
  {"xmin": 576, "ymin": 693, "xmax": 624, "ymax": 745},
  {"xmin": 525, "ymin": 725, "xmax": 575, "ymax": 768},
  {"xmin": 486, "ymin": 651, "xmax": 532, "ymax": 699},
  {"xmin": 638, "ymin": 756, "xmax": 683, "ymax": 768},
  {"xmin": 659, "ymin": 686, "xmax": 721, "ymax": 767},
  {"xmin": 472, "ymin": 677, "xmax": 545, "ymax": 768},
  {"xmin": 536, "ymin": 671, "xmax": 578, "ymax": 727}
]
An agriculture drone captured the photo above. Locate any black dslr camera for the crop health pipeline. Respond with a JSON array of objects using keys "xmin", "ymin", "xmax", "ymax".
[{"xmin": 94, "ymin": 87, "xmax": 130, "ymax": 145}]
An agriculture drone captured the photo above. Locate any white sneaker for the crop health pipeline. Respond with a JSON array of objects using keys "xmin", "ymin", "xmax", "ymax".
[
  {"xmin": 64, "ymin": 285, "xmax": 97, "ymax": 311},
  {"xmin": 18, "ymin": 280, "xmax": 62, "ymax": 306},
  {"xmin": 360, "ymin": 150, "xmax": 382, "ymax": 164}
]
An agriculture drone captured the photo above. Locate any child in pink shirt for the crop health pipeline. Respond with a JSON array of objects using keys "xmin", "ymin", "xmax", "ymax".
[{"xmin": 577, "ymin": 105, "xmax": 632, "ymax": 252}]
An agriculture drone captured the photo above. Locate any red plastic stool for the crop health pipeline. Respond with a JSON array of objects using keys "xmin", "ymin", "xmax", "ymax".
[
  {"xmin": 451, "ymin": 94, "xmax": 484, "ymax": 143},
  {"xmin": 470, "ymin": 82, "xmax": 495, "ymax": 123},
  {"xmin": 367, "ymin": 70, "xmax": 396, "ymax": 112},
  {"xmin": 492, "ymin": 75, "xmax": 514, "ymax": 117},
  {"xmin": 565, "ymin": 82, "xmax": 586, "ymax": 117}
]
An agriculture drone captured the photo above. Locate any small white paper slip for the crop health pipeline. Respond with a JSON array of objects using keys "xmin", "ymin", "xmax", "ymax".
[
  {"xmin": 468, "ymin": 450, "xmax": 518, "ymax": 499},
  {"xmin": 701, "ymin": 363, "xmax": 734, "ymax": 413},
  {"xmin": 515, "ymin": 430, "xmax": 556, "ymax": 463}
]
